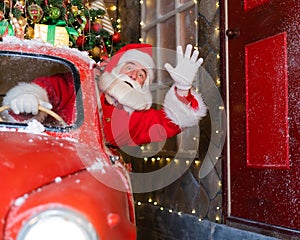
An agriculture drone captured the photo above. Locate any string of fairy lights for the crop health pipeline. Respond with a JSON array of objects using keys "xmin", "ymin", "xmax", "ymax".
[{"xmin": 131, "ymin": 0, "xmax": 223, "ymax": 223}]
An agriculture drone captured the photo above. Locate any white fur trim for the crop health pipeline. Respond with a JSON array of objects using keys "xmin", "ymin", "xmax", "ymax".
[
  {"xmin": 163, "ymin": 84, "xmax": 207, "ymax": 128},
  {"xmin": 1, "ymin": 82, "xmax": 49, "ymax": 122}
]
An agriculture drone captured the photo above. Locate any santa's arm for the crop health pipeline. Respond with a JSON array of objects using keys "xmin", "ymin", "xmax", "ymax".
[{"xmin": 163, "ymin": 85, "xmax": 207, "ymax": 129}]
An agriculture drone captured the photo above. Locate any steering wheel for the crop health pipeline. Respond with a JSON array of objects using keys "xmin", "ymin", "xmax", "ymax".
[{"xmin": 0, "ymin": 105, "xmax": 67, "ymax": 127}]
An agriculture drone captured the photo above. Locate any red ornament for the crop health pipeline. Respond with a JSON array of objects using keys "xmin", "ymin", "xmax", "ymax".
[
  {"xmin": 112, "ymin": 32, "xmax": 121, "ymax": 43},
  {"xmin": 76, "ymin": 35, "xmax": 86, "ymax": 48},
  {"xmin": 84, "ymin": 19, "xmax": 91, "ymax": 33},
  {"xmin": 92, "ymin": 22, "xmax": 102, "ymax": 33}
]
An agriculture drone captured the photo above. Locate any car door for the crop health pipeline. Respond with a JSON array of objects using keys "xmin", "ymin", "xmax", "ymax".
[{"xmin": 225, "ymin": 0, "xmax": 300, "ymax": 237}]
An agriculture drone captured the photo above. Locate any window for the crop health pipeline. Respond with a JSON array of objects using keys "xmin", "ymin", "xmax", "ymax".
[
  {"xmin": 141, "ymin": 0, "xmax": 198, "ymax": 85},
  {"xmin": 0, "ymin": 53, "xmax": 82, "ymax": 129}
]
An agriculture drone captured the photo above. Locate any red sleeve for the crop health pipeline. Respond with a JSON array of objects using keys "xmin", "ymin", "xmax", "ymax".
[
  {"xmin": 33, "ymin": 73, "xmax": 76, "ymax": 124},
  {"xmin": 128, "ymin": 108, "xmax": 181, "ymax": 146}
]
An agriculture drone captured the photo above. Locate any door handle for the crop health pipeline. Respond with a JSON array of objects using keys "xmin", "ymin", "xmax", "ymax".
[{"xmin": 226, "ymin": 28, "xmax": 240, "ymax": 39}]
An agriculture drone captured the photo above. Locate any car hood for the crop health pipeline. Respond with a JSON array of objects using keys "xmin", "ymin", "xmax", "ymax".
[{"xmin": 0, "ymin": 130, "xmax": 105, "ymax": 210}]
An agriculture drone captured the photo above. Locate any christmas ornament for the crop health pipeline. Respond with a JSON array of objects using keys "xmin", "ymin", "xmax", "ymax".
[
  {"xmin": 70, "ymin": 5, "xmax": 79, "ymax": 16},
  {"xmin": 89, "ymin": 0, "xmax": 114, "ymax": 35},
  {"xmin": 48, "ymin": 7, "xmax": 61, "ymax": 20},
  {"xmin": 25, "ymin": 25, "xmax": 34, "ymax": 39},
  {"xmin": 112, "ymin": 32, "xmax": 121, "ymax": 43},
  {"xmin": 14, "ymin": 0, "xmax": 25, "ymax": 13},
  {"xmin": 77, "ymin": 14, "xmax": 87, "ymax": 34},
  {"xmin": 11, "ymin": 16, "xmax": 27, "ymax": 39},
  {"xmin": 76, "ymin": 35, "xmax": 86, "ymax": 48},
  {"xmin": 92, "ymin": 21, "xmax": 102, "ymax": 33},
  {"xmin": 90, "ymin": 46, "xmax": 101, "ymax": 58},
  {"xmin": 27, "ymin": 4, "xmax": 44, "ymax": 23},
  {"xmin": 83, "ymin": 19, "xmax": 90, "ymax": 33}
]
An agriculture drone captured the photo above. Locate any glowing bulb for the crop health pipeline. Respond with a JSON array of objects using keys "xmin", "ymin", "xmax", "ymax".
[{"xmin": 109, "ymin": 5, "xmax": 117, "ymax": 11}]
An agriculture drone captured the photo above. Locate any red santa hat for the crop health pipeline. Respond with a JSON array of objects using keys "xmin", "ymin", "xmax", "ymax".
[{"xmin": 104, "ymin": 43, "xmax": 155, "ymax": 88}]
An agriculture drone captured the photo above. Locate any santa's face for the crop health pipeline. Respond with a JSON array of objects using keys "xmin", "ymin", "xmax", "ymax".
[{"xmin": 119, "ymin": 61, "xmax": 148, "ymax": 87}]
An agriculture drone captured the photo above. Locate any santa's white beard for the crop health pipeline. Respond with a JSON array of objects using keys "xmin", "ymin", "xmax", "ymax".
[{"xmin": 105, "ymin": 67, "xmax": 152, "ymax": 114}]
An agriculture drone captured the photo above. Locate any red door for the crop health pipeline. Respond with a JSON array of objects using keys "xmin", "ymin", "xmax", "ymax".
[{"xmin": 225, "ymin": 0, "xmax": 300, "ymax": 236}]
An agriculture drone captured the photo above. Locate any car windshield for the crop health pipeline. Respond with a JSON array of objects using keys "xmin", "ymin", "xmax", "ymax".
[{"xmin": 0, "ymin": 53, "xmax": 82, "ymax": 130}]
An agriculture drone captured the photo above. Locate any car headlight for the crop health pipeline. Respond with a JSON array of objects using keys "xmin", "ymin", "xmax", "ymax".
[{"xmin": 17, "ymin": 207, "xmax": 98, "ymax": 240}]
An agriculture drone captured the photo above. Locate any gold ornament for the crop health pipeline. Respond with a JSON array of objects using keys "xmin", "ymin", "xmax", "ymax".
[
  {"xmin": 26, "ymin": 26, "xmax": 34, "ymax": 39},
  {"xmin": 90, "ymin": 46, "xmax": 101, "ymax": 58}
]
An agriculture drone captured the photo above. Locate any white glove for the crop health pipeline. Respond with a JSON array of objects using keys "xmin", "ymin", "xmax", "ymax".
[
  {"xmin": 10, "ymin": 93, "xmax": 52, "ymax": 115},
  {"xmin": 3, "ymin": 82, "xmax": 52, "ymax": 116},
  {"xmin": 164, "ymin": 44, "xmax": 203, "ymax": 90}
]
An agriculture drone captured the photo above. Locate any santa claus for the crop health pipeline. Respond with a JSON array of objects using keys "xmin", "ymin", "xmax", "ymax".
[{"xmin": 2, "ymin": 43, "xmax": 207, "ymax": 148}]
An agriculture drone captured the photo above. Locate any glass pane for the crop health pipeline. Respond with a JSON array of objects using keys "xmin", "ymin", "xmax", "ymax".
[
  {"xmin": 180, "ymin": 7, "xmax": 196, "ymax": 46},
  {"xmin": 160, "ymin": 17, "xmax": 176, "ymax": 49},
  {"xmin": 144, "ymin": 27, "xmax": 157, "ymax": 47},
  {"xmin": 0, "ymin": 54, "xmax": 78, "ymax": 128},
  {"xmin": 144, "ymin": 0, "xmax": 157, "ymax": 24},
  {"xmin": 159, "ymin": 0, "xmax": 175, "ymax": 15}
]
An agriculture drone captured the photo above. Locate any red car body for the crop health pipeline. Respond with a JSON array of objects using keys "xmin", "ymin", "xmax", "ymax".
[{"xmin": 0, "ymin": 37, "xmax": 136, "ymax": 240}]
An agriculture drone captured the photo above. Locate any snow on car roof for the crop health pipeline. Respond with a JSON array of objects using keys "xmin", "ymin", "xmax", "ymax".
[{"xmin": 1, "ymin": 36, "xmax": 96, "ymax": 69}]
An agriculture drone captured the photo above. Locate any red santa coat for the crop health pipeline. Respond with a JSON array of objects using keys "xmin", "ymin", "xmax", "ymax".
[{"xmin": 101, "ymin": 94, "xmax": 181, "ymax": 147}]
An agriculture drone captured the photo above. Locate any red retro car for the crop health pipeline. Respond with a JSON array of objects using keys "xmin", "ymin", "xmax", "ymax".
[{"xmin": 0, "ymin": 37, "xmax": 136, "ymax": 240}]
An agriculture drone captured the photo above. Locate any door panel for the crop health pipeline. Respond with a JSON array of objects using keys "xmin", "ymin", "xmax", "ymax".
[{"xmin": 226, "ymin": 0, "xmax": 300, "ymax": 233}]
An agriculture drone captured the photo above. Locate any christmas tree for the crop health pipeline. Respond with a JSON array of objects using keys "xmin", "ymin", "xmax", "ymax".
[{"xmin": 0, "ymin": 0, "xmax": 124, "ymax": 62}]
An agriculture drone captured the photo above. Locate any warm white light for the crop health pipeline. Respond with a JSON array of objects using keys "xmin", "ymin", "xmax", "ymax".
[
  {"xmin": 195, "ymin": 160, "xmax": 200, "ymax": 165},
  {"xmin": 109, "ymin": 5, "xmax": 117, "ymax": 11},
  {"xmin": 138, "ymin": 201, "xmax": 142, "ymax": 205}
]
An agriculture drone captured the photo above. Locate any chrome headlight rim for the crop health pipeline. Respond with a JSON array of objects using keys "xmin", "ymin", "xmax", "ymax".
[{"xmin": 17, "ymin": 207, "xmax": 98, "ymax": 240}]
